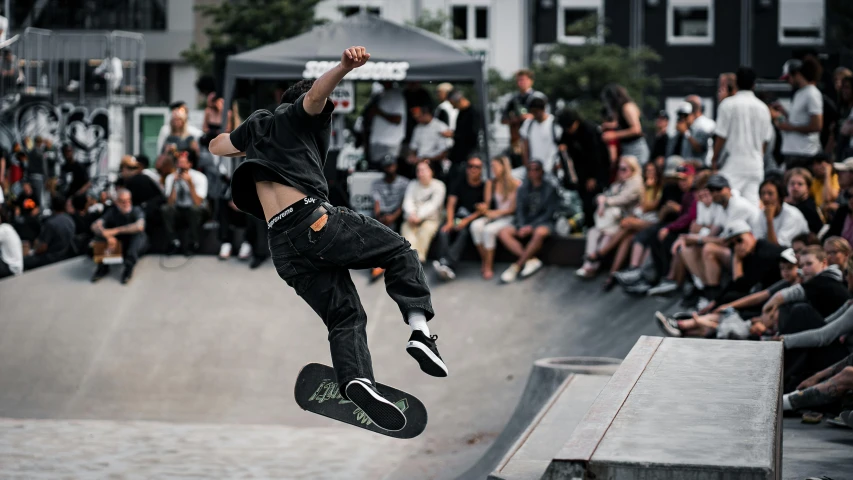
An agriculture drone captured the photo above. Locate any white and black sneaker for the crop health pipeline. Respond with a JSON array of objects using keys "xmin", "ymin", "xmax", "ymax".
[
  {"xmin": 406, "ymin": 331, "xmax": 449, "ymax": 377},
  {"xmin": 647, "ymin": 279, "xmax": 679, "ymax": 296},
  {"xmin": 345, "ymin": 379, "xmax": 407, "ymax": 431},
  {"xmin": 655, "ymin": 311, "xmax": 683, "ymax": 337},
  {"xmin": 614, "ymin": 268, "xmax": 642, "ymax": 285}
]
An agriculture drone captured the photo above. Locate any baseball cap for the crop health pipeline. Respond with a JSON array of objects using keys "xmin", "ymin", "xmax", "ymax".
[
  {"xmin": 674, "ymin": 164, "xmax": 696, "ymax": 178},
  {"xmin": 780, "ymin": 248, "xmax": 798, "ymax": 265},
  {"xmin": 437, "ymin": 82, "xmax": 454, "ymax": 93},
  {"xmin": 834, "ymin": 157, "xmax": 853, "ymax": 172},
  {"xmin": 676, "ymin": 102, "xmax": 693, "ymax": 116},
  {"xmin": 663, "ymin": 155, "xmax": 685, "ymax": 177},
  {"xmin": 380, "ymin": 154, "xmax": 397, "ymax": 168},
  {"xmin": 723, "ymin": 219, "xmax": 752, "ymax": 241},
  {"xmin": 781, "ymin": 59, "xmax": 802, "ymax": 80},
  {"xmin": 707, "ymin": 174, "xmax": 730, "ymax": 190},
  {"xmin": 657, "ymin": 110, "xmax": 669, "ymax": 120}
]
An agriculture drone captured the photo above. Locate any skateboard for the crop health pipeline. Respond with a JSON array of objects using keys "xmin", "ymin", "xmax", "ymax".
[{"xmin": 294, "ymin": 363, "xmax": 428, "ymax": 439}]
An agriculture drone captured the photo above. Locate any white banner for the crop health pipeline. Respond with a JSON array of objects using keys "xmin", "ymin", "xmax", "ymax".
[
  {"xmin": 330, "ymin": 81, "xmax": 355, "ymax": 114},
  {"xmin": 348, "ymin": 171, "xmax": 383, "ymax": 217},
  {"xmin": 303, "ymin": 61, "xmax": 409, "ymax": 81}
]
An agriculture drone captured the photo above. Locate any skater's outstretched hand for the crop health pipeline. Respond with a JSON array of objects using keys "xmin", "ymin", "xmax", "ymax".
[{"xmin": 342, "ymin": 46, "xmax": 370, "ymax": 71}]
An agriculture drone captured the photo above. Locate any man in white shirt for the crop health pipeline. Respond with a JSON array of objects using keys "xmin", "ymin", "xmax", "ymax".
[
  {"xmin": 776, "ymin": 57, "xmax": 824, "ymax": 169},
  {"xmin": 713, "ymin": 67, "xmax": 774, "ymax": 206},
  {"xmin": 162, "ymin": 151, "xmax": 208, "ymax": 254},
  {"xmin": 407, "ymin": 104, "xmax": 451, "ymax": 178},
  {"xmin": 156, "ymin": 101, "xmax": 204, "ymax": 155},
  {"xmin": 434, "ymin": 83, "xmax": 458, "ymax": 131},
  {"xmin": 368, "ymin": 82, "xmax": 406, "ymax": 170},
  {"xmin": 518, "ymin": 96, "xmax": 561, "ymax": 180},
  {"xmin": 0, "ymin": 208, "xmax": 23, "ymax": 279},
  {"xmin": 684, "ymin": 95, "xmax": 716, "ymax": 166}
]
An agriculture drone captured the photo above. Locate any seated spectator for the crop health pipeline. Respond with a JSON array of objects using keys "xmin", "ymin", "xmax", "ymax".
[
  {"xmin": 370, "ymin": 156, "xmax": 409, "ymax": 280},
  {"xmin": 792, "ymin": 231, "xmax": 821, "ymax": 254},
  {"xmin": 825, "ymin": 156, "xmax": 853, "ymax": 218},
  {"xmin": 90, "ymin": 188, "xmax": 146, "ymax": 284},
  {"xmin": 810, "ymin": 154, "xmax": 839, "ymax": 213},
  {"xmin": 407, "ymin": 104, "xmax": 451, "ymax": 180},
  {"xmin": 162, "ymin": 151, "xmax": 208, "ymax": 254},
  {"xmin": 12, "ymin": 182, "xmax": 41, "ymax": 243},
  {"xmin": 784, "ymin": 168, "xmax": 824, "ymax": 234},
  {"xmin": 0, "ymin": 206, "xmax": 23, "ymax": 279},
  {"xmin": 432, "ymin": 156, "xmax": 488, "ymax": 281},
  {"xmin": 676, "ymin": 175, "xmax": 760, "ymax": 307},
  {"xmin": 23, "ymin": 195, "xmax": 76, "ymax": 271},
  {"xmin": 576, "ymin": 155, "xmax": 643, "ymax": 278},
  {"xmin": 782, "ymin": 353, "xmax": 853, "ymax": 412},
  {"xmin": 825, "ymin": 184, "xmax": 853, "ymax": 246},
  {"xmin": 498, "ymin": 160, "xmax": 560, "ymax": 283},
  {"xmin": 401, "ymin": 161, "xmax": 446, "ymax": 264},
  {"xmin": 751, "ymin": 177, "xmax": 808, "ymax": 246},
  {"xmin": 823, "ymin": 236, "xmax": 851, "ymax": 275},
  {"xmin": 471, "ymin": 156, "xmax": 520, "ymax": 280},
  {"xmin": 657, "ymin": 247, "xmax": 800, "ymax": 337},
  {"xmin": 116, "ymin": 155, "xmax": 166, "ymax": 227}
]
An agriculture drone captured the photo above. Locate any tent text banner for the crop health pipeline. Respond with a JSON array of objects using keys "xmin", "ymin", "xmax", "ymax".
[{"xmin": 303, "ymin": 61, "xmax": 409, "ymax": 81}]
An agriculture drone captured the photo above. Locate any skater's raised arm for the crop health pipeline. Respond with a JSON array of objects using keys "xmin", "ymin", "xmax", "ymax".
[{"xmin": 304, "ymin": 46, "xmax": 370, "ymax": 115}]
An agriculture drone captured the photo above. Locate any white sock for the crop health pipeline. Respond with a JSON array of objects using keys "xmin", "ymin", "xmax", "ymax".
[
  {"xmin": 407, "ymin": 309, "xmax": 430, "ymax": 336},
  {"xmin": 782, "ymin": 393, "xmax": 792, "ymax": 411}
]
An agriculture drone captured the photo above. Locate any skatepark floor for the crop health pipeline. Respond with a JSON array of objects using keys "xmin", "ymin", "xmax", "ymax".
[{"xmin": 0, "ymin": 256, "xmax": 851, "ymax": 479}]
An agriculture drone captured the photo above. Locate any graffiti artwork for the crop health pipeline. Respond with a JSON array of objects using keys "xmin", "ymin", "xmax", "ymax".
[{"xmin": 0, "ymin": 95, "xmax": 109, "ymax": 168}]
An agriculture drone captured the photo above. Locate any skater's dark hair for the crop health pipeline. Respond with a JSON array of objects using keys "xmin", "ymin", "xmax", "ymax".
[{"xmin": 281, "ymin": 80, "xmax": 315, "ymax": 105}]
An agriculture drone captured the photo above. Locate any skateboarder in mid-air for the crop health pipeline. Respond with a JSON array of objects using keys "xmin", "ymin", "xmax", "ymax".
[{"xmin": 210, "ymin": 46, "xmax": 447, "ymax": 432}]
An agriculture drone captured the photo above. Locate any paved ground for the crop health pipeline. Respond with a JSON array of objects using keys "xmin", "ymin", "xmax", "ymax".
[{"xmin": 0, "ymin": 256, "xmax": 851, "ymax": 479}]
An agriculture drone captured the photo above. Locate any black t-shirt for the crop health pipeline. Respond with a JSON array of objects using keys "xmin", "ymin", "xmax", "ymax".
[
  {"xmin": 716, "ymin": 240, "xmax": 785, "ymax": 304},
  {"xmin": 101, "ymin": 205, "xmax": 145, "ymax": 230},
  {"xmin": 449, "ymin": 179, "xmax": 485, "ymax": 219},
  {"xmin": 651, "ymin": 133, "xmax": 669, "ymax": 161},
  {"xmin": 28, "ymin": 148, "xmax": 46, "ymax": 175},
  {"xmin": 790, "ymin": 197, "xmax": 824, "ymax": 234},
  {"xmin": 449, "ymin": 107, "xmax": 481, "ymax": 164},
  {"xmin": 117, "ymin": 174, "xmax": 164, "ymax": 206},
  {"xmin": 229, "ymin": 93, "xmax": 335, "ymax": 221},
  {"xmin": 62, "ymin": 162, "xmax": 90, "ymax": 196},
  {"xmin": 659, "ymin": 183, "xmax": 685, "ymax": 222},
  {"xmin": 502, "ymin": 90, "xmax": 544, "ymax": 120},
  {"xmin": 38, "ymin": 213, "xmax": 75, "ymax": 257},
  {"xmin": 559, "ymin": 120, "xmax": 610, "ymax": 187}
]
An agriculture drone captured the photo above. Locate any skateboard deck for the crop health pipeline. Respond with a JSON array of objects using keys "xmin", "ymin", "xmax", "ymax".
[{"xmin": 294, "ymin": 363, "xmax": 428, "ymax": 439}]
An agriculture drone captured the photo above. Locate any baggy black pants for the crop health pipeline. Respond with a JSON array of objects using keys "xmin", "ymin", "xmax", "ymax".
[{"xmin": 268, "ymin": 201, "xmax": 434, "ymax": 393}]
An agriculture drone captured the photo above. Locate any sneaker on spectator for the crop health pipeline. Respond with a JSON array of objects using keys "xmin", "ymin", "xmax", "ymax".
[
  {"xmin": 249, "ymin": 256, "xmax": 268, "ymax": 269},
  {"xmin": 500, "ymin": 264, "xmax": 521, "ymax": 284},
  {"xmin": 167, "ymin": 239, "xmax": 181, "ymax": 256},
  {"xmin": 624, "ymin": 281, "xmax": 653, "ymax": 295},
  {"xmin": 647, "ymin": 279, "xmax": 679, "ymax": 296},
  {"xmin": 238, "ymin": 242, "xmax": 252, "ymax": 260},
  {"xmin": 120, "ymin": 266, "xmax": 134, "ymax": 285},
  {"xmin": 91, "ymin": 264, "xmax": 110, "ymax": 283},
  {"xmin": 432, "ymin": 260, "xmax": 456, "ymax": 281},
  {"xmin": 696, "ymin": 297, "xmax": 711, "ymax": 311},
  {"xmin": 614, "ymin": 268, "xmax": 642, "ymax": 285},
  {"xmin": 655, "ymin": 311, "xmax": 683, "ymax": 337},
  {"xmin": 520, "ymin": 258, "xmax": 543, "ymax": 278},
  {"xmin": 219, "ymin": 243, "xmax": 232, "ymax": 260}
]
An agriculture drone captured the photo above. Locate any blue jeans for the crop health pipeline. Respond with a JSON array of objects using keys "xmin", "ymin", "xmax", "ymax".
[{"xmin": 268, "ymin": 202, "xmax": 434, "ymax": 394}]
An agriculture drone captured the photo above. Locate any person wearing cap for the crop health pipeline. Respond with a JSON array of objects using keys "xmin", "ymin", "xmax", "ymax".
[
  {"xmin": 809, "ymin": 153, "xmax": 840, "ymax": 212},
  {"xmin": 556, "ymin": 108, "xmax": 611, "ymax": 228},
  {"xmin": 776, "ymin": 56, "xmax": 824, "ymax": 169},
  {"xmin": 656, "ymin": 246, "xmax": 800, "ymax": 338},
  {"xmin": 669, "ymin": 102, "xmax": 694, "ymax": 162},
  {"xmin": 519, "ymin": 95, "xmax": 561, "ymax": 178},
  {"xmin": 752, "ymin": 177, "xmax": 808, "ymax": 247},
  {"xmin": 650, "ymin": 110, "xmax": 670, "ymax": 168},
  {"xmin": 712, "ymin": 67, "xmax": 773, "ymax": 207},
  {"xmin": 434, "ymin": 83, "xmax": 458, "ymax": 131},
  {"xmin": 366, "ymin": 81, "xmax": 406, "ymax": 171},
  {"xmin": 368, "ymin": 154, "xmax": 409, "ymax": 280},
  {"xmin": 502, "ymin": 69, "xmax": 547, "ymax": 153},
  {"xmin": 684, "ymin": 95, "xmax": 716, "ymax": 166}
]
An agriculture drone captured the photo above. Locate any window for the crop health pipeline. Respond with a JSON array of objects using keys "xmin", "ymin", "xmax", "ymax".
[
  {"xmin": 557, "ymin": 0, "xmax": 603, "ymax": 45},
  {"xmin": 450, "ymin": 4, "xmax": 490, "ymax": 42},
  {"xmin": 779, "ymin": 0, "xmax": 824, "ymax": 45},
  {"xmin": 338, "ymin": 6, "xmax": 381, "ymax": 17},
  {"xmin": 667, "ymin": 0, "xmax": 714, "ymax": 45}
]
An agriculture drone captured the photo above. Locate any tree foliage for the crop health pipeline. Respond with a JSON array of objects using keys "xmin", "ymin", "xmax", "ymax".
[
  {"xmin": 406, "ymin": 9, "xmax": 448, "ymax": 36},
  {"xmin": 182, "ymin": 0, "xmax": 325, "ymax": 75},
  {"xmin": 490, "ymin": 14, "xmax": 661, "ymax": 123}
]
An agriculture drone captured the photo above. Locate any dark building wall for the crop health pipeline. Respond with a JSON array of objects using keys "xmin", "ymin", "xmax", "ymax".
[{"xmin": 605, "ymin": 1, "xmax": 631, "ymax": 47}]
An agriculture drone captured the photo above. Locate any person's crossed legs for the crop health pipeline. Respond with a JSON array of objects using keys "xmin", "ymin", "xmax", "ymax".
[{"xmin": 498, "ymin": 224, "xmax": 549, "ymax": 282}]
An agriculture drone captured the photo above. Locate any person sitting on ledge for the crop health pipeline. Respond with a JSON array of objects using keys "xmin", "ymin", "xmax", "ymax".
[{"xmin": 90, "ymin": 188, "xmax": 147, "ymax": 284}]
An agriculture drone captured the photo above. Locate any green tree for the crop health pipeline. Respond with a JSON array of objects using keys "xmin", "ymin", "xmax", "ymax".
[
  {"xmin": 491, "ymin": 14, "xmax": 661, "ymax": 123},
  {"xmin": 182, "ymin": 0, "xmax": 325, "ymax": 75},
  {"xmin": 406, "ymin": 9, "xmax": 448, "ymax": 36}
]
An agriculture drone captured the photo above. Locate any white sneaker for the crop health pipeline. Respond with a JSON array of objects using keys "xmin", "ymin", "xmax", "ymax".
[
  {"xmin": 647, "ymin": 280, "xmax": 679, "ymax": 296},
  {"xmin": 697, "ymin": 297, "xmax": 711, "ymax": 311},
  {"xmin": 238, "ymin": 242, "xmax": 252, "ymax": 260},
  {"xmin": 655, "ymin": 311, "xmax": 683, "ymax": 337},
  {"xmin": 614, "ymin": 268, "xmax": 643, "ymax": 285},
  {"xmin": 500, "ymin": 264, "xmax": 521, "ymax": 283},
  {"xmin": 218, "ymin": 243, "xmax": 232, "ymax": 260},
  {"xmin": 520, "ymin": 258, "xmax": 543, "ymax": 278},
  {"xmin": 432, "ymin": 260, "xmax": 456, "ymax": 281}
]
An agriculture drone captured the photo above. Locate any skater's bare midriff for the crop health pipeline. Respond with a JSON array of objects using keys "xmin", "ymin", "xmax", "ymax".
[{"xmin": 255, "ymin": 181, "xmax": 308, "ymax": 223}]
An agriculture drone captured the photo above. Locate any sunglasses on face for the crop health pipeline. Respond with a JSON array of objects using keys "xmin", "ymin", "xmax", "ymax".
[
  {"xmin": 708, "ymin": 187, "xmax": 723, "ymax": 192},
  {"xmin": 467, "ymin": 164, "xmax": 483, "ymax": 170},
  {"xmin": 618, "ymin": 166, "xmax": 630, "ymax": 172}
]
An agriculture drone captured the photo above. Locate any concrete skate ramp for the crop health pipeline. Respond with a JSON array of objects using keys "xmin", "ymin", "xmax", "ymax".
[{"xmin": 0, "ymin": 256, "xmax": 659, "ymax": 479}]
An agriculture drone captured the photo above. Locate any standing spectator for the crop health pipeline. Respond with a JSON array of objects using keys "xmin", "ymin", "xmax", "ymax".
[
  {"xmin": 556, "ymin": 108, "xmax": 611, "ymax": 228},
  {"xmin": 432, "ymin": 156, "xmax": 488, "ymax": 281},
  {"xmin": 471, "ymin": 156, "xmax": 520, "ymax": 280},
  {"xmin": 1, "ymin": 49, "xmax": 20, "ymax": 92},
  {"xmin": 497, "ymin": 160, "xmax": 559, "ymax": 283},
  {"xmin": 718, "ymin": 72, "xmax": 737, "ymax": 103},
  {"xmin": 366, "ymin": 81, "xmax": 406, "ymax": 170},
  {"xmin": 810, "ymin": 154, "xmax": 840, "ymax": 212},
  {"xmin": 447, "ymin": 90, "xmax": 482, "ymax": 179},
  {"xmin": 519, "ymin": 95, "xmax": 561, "ymax": 178},
  {"xmin": 650, "ymin": 110, "xmax": 671, "ymax": 169},
  {"xmin": 90, "ymin": 189, "xmax": 146, "ymax": 284},
  {"xmin": 712, "ymin": 67, "xmax": 773, "ymax": 206},
  {"xmin": 156, "ymin": 101, "xmax": 204, "ymax": 155},
  {"xmin": 60, "ymin": 144, "xmax": 91, "ymax": 198},
  {"xmin": 784, "ymin": 168, "xmax": 825, "ymax": 234},
  {"xmin": 502, "ymin": 69, "xmax": 546, "ymax": 155},
  {"xmin": 403, "ymin": 82, "xmax": 433, "ymax": 147},
  {"xmin": 200, "ymin": 93, "xmax": 232, "ymax": 148},
  {"xmin": 834, "ymin": 76, "xmax": 853, "ymax": 161},
  {"xmin": 777, "ymin": 57, "xmax": 824, "ymax": 169},
  {"xmin": 27, "ymin": 136, "xmax": 48, "ymax": 208},
  {"xmin": 601, "ymin": 84, "xmax": 649, "ymax": 165},
  {"xmin": 160, "ymin": 107, "xmax": 199, "ymax": 155},
  {"xmin": 369, "ymin": 156, "xmax": 409, "ymax": 281},
  {"xmin": 407, "ymin": 104, "xmax": 451, "ymax": 179},
  {"xmin": 434, "ymin": 83, "xmax": 458, "ymax": 130},
  {"xmin": 0, "ymin": 207, "xmax": 23, "ymax": 279},
  {"xmin": 670, "ymin": 104, "xmax": 693, "ymax": 162},
  {"xmin": 752, "ymin": 178, "xmax": 809, "ymax": 247},
  {"xmin": 23, "ymin": 195, "xmax": 76, "ymax": 271},
  {"xmin": 684, "ymin": 95, "xmax": 716, "ymax": 166},
  {"xmin": 162, "ymin": 151, "xmax": 208, "ymax": 254},
  {"xmin": 401, "ymin": 161, "xmax": 446, "ymax": 263}
]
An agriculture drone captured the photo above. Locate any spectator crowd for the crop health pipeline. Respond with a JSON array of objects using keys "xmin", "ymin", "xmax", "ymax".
[{"xmin": 2, "ymin": 56, "xmax": 853, "ymax": 428}]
